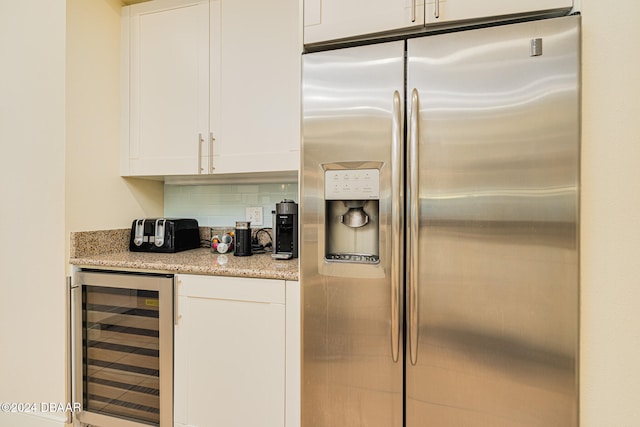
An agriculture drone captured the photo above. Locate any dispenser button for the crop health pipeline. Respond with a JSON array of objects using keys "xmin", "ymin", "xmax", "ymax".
[{"xmin": 325, "ymin": 168, "xmax": 380, "ymax": 200}]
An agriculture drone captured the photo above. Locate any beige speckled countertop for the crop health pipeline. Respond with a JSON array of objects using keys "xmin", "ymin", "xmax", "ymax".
[{"xmin": 69, "ymin": 228, "xmax": 299, "ymax": 281}]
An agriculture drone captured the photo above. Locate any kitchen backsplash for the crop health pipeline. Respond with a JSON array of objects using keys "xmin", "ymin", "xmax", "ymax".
[{"xmin": 164, "ymin": 183, "xmax": 298, "ymax": 228}]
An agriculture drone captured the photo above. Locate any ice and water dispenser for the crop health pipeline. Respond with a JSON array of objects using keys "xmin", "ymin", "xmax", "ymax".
[{"xmin": 324, "ymin": 168, "xmax": 380, "ymax": 263}]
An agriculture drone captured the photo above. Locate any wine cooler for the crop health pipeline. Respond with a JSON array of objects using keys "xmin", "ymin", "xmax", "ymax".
[{"xmin": 72, "ymin": 270, "xmax": 174, "ymax": 427}]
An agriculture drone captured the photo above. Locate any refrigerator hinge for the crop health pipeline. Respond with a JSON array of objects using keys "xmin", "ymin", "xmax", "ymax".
[{"xmin": 530, "ymin": 38, "xmax": 543, "ymax": 56}]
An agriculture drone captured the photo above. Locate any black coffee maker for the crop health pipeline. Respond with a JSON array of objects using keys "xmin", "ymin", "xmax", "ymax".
[{"xmin": 272, "ymin": 199, "xmax": 298, "ymax": 259}]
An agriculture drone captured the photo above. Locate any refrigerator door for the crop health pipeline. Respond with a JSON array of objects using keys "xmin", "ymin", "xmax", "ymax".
[
  {"xmin": 301, "ymin": 41, "xmax": 405, "ymax": 427},
  {"xmin": 406, "ymin": 16, "xmax": 580, "ymax": 426}
]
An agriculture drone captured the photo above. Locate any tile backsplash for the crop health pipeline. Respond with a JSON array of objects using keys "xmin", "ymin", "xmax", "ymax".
[{"xmin": 164, "ymin": 183, "xmax": 298, "ymax": 228}]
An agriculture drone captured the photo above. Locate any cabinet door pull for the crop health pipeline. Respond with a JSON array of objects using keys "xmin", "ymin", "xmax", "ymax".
[
  {"xmin": 198, "ymin": 133, "xmax": 204, "ymax": 174},
  {"xmin": 214, "ymin": 132, "xmax": 216, "ymax": 173},
  {"xmin": 435, "ymin": 0, "xmax": 440, "ymax": 19},
  {"xmin": 411, "ymin": 0, "xmax": 416, "ymax": 22}
]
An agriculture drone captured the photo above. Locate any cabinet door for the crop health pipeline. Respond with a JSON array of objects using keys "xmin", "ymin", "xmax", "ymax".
[
  {"xmin": 174, "ymin": 275, "xmax": 286, "ymax": 427},
  {"xmin": 425, "ymin": 0, "xmax": 573, "ymax": 25},
  {"xmin": 125, "ymin": 0, "xmax": 210, "ymax": 176},
  {"xmin": 304, "ymin": 0, "xmax": 425, "ymax": 45},
  {"xmin": 212, "ymin": 0, "xmax": 300, "ymax": 174}
]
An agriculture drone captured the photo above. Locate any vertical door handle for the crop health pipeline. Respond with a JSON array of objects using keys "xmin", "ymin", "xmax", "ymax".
[
  {"xmin": 65, "ymin": 276, "xmax": 73, "ymax": 425},
  {"xmin": 408, "ymin": 88, "xmax": 420, "ymax": 366},
  {"xmin": 198, "ymin": 133, "xmax": 204, "ymax": 174},
  {"xmin": 391, "ymin": 91, "xmax": 403, "ymax": 363},
  {"xmin": 70, "ymin": 279, "xmax": 83, "ymax": 416},
  {"xmin": 411, "ymin": 0, "xmax": 416, "ymax": 22},
  {"xmin": 199, "ymin": 133, "xmax": 215, "ymax": 174},
  {"xmin": 209, "ymin": 132, "xmax": 215, "ymax": 172},
  {"xmin": 434, "ymin": 0, "xmax": 440, "ymax": 18}
]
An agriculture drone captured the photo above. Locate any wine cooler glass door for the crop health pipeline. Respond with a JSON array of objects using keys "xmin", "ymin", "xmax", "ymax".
[{"xmin": 73, "ymin": 270, "xmax": 174, "ymax": 427}]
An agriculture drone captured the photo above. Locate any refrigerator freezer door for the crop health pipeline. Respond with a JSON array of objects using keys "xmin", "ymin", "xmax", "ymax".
[
  {"xmin": 301, "ymin": 41, "xmax": 405, "ymax": 427},
  {"xmin": 406, "ymin": 16, "xmax": 580, "ymax": 426}
]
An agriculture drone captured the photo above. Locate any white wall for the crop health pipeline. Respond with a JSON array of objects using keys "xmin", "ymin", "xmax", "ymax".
[
  {"xmin": 0, "ymin": 1, "xmax": 163, "ymax": 426},
  {"xmin": 580, "ymin": 2, "xmax": 640, "ymax": 425},
  {"xmin": 0, "ymin": 1, "xmax": 68, "ymax": 426},
  {"xmin": 65, "ymin": 0, "xmax": 163, "ymax": 242}
]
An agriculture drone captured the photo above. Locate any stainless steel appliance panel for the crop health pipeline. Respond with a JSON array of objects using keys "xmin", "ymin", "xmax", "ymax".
[
  {"xmin": 301, "ymin": 41, "xmax": 405, "ymax": 427},
  {"xmin": 73, "ymin": 270, "xmax": 174, "ymax": 427},
  {"xmin": 405, "ymin": 16, "xmax": 580, "ymax": 426}
]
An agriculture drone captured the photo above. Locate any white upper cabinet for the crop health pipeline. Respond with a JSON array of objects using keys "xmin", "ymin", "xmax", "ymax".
[
  {"xmin": 424, "ymin": 0, "xmax": 573, "ymax": 25},
  {"xmin": 213, "ymin": 0, "xmax": 300, "ymax": 174},
  {"xmin": 303, "ymin": 0, "xmax": 573, "ymax": 45},
  {"xmin": 122, "ymin": 0, "xmax": 300, "ymax": 177},
  {"xmin": 304, "ymin": 0, "xmax": 425, "ymax": 45},
  {"xmin": 122, "ymin": 0, "xmax": 213, "ymax": 176}
]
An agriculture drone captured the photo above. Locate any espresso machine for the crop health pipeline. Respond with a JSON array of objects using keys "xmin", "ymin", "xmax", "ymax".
[{"xmin": 272, "ymin": 199, "xmax": 298, "ymax": 259}]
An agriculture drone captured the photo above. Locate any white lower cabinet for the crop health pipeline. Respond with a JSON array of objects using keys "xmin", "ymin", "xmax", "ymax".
[{"xmin": 174, "ymin": 274, "xmax": 299, "ymax": 427}]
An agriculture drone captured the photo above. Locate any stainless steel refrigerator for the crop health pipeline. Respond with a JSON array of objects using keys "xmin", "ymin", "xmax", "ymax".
[{"xmin": 301, "ymin": 15, "xmax": 580, "ymax": 427}]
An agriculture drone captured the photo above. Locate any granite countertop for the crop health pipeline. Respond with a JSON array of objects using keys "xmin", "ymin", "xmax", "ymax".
[{"xmin": 69, "ymin": 228, "xmax": 299, "ymax": 281}]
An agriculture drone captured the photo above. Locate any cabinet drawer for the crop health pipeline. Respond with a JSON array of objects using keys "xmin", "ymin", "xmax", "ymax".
[{"xmin": 177, "ymin": 274, "xmax": 285, "ymax": 304}]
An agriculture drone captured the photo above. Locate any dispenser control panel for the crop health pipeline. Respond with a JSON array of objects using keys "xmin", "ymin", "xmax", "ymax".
[{"xmin": 325, "ymin": 169, "xmax": 380, "ymax": 200}]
